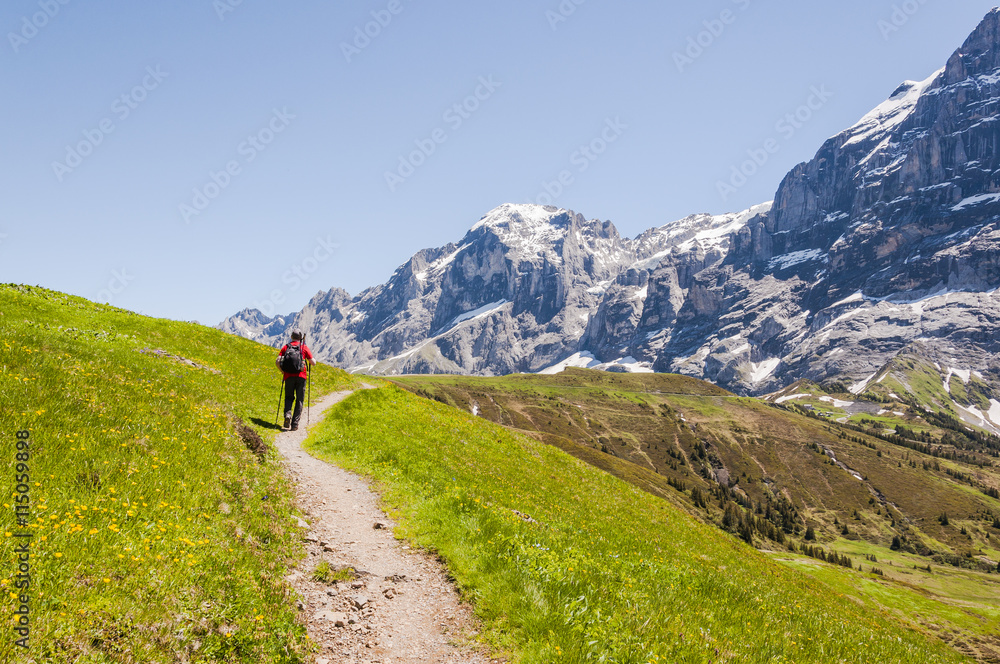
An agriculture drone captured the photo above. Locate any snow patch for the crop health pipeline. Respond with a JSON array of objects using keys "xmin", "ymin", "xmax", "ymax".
[
  {"xmin": 447, "ymin": 300, "xmax": 509, "ymax": 328},
  {"xmin": 539, "ymin": 352, "xmax": 602, "ymax": 375},
  {"xmin": 383, "ymin": 300, "xmax": 511, "ymax": 367},
  {"xmin": 611, "ymin": 356, "xmax": 655, "ymax": 374},
  {"xmin": 941, "ymin": 367, "xmax": 973, "ymax": 394},
  {"xmin": 539, "ymin": 352, "xmax": 654, "ymax": 375},
  {"xmin": 955, "ymin": 403, "xmax": 1000, "ymax": 436},
  {"xmin": 587, "ymin": 280, "xmax": 612, "ymax": 295},
  {"xmin": 831, "ymin": 291, "xmax": 864, "ymax": 307},
  {"xmin": 749, "ymin": 358, "xmax": 780, "ymax": 383},
  {"xmin": 849, "ymin": 373, "xmax": 877, "ymax": 395},
  {"xmin": 841, "ymin": 69, "xmax": 942, "ymax": 147},
  {"xmin": 472, "ymin": 203, "xmax": 561, "ymax": 231},
  {"xmin": 989, "ymin": 400, "xmax": 1000, "ymax": 427},
  {"xmin": 819, "ymin": 396, "xmax": 854, "ymax": 409},
  {"xmin": 776, "ymin": 393, "xmax": 810, "ymax": 404},
  {"xmin": 951, "ymin": 192, "xmax": 1000, "ymax": 211},
  {"xmin": 633, "ymin": 202, "xmax": 773, "ymax": 270},
  {"xmin": 768, "ymin": 248, "xmax": 827, "ymax": 271},
  {"xmin": 428, "ymin": 243, "xmax": 471, "ymax": 274}
]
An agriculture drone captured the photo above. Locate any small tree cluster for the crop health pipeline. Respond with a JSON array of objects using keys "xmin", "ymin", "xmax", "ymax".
[{"xmin": 801, "ymin": 544, "xmax": 853, "ymax": 569}]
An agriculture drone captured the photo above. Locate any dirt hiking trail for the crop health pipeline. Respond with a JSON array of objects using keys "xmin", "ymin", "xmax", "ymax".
[{"xmin": 275, "ymin": 388, "xmax": 494, "ymax": 664}]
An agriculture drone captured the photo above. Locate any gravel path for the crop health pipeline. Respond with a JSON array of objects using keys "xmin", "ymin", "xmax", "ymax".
[{"xmin": 275, "ymin": 388, "xmax": 493, "ymax": 664}]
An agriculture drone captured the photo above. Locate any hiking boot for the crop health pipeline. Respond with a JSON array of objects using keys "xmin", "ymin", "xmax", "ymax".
[
  {"xmin": 291, "ymin": 425, "xmax": 299, "ymax": 431},
  {"xmin": 283, "ymin": 416, "xmax": 291, "ymax": 430}
]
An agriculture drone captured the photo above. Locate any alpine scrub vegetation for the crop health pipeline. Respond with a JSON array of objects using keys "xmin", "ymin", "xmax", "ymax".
[
  {"xmin": 306, "ymin": 385, "xmax": 967, "ymax": 664},
  {"xmin": 0, "ymin": 285, "xmax": 356, "ymax": 662}
]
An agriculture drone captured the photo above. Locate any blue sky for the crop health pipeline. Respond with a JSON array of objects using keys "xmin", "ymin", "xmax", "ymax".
[{"xmin": 1, "ymin": 0, "xmax": 997, "ymax": 324}]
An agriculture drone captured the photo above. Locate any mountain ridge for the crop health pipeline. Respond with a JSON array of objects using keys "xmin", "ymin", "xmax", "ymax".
[{"xmin": 222, "ymin": 9, "xmax": 1000, "ymax": 396}]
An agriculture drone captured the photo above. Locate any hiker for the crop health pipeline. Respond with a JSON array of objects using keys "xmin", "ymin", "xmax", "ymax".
[{"xmin": 276, "ymin": 329, "xmax": 315, "ymax": 431}]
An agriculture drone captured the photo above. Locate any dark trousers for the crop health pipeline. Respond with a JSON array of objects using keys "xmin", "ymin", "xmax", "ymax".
[{"xmin": 283, "ymin": 376, "xmax": 306, "ymax": 427}]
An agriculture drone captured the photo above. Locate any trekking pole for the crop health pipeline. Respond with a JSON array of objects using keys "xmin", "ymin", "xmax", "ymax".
[
  {"xmin": 307, "ymin": 361, "xmax": 311, "ymax": 426},
  {"xmin": 275, "ymin": 378, "xmax": 284, "ymax": 427}
]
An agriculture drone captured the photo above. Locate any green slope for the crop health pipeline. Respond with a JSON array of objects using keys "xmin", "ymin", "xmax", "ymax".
[
  {"xmin": 0, "ymin": 284, "xmax": 357, "ymax": 663},
  {"xmin": 392, "ymin": 370, "xmax": 1000, "ymax": 661},
  {"xmin": 305, "ymin": 385, "xmax": 968, "ymax": 663},
  {"xmin": 395, "ymin": 371, "xmax": 1000, "ymax": 555}
]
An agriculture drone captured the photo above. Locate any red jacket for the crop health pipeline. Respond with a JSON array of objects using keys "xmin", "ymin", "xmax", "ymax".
[{"xmin": 278, "ymin": 341, "xmax": 313, "ymax": 380}]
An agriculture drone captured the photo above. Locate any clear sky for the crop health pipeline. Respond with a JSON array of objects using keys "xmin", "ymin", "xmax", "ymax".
[{"xmin": 2, "ymin": 1, "xmax": 997, "ymax": 324}]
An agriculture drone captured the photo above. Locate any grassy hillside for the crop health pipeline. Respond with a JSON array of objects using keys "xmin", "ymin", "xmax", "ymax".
[
  {"xmin": 0, "ymin": 284, "xmax": 357, "ymax": 663},
  {"xmin": 306, "ymin": 384, "xmax": 968, "ymax": 663},
  {"xmin": 395, "ymin": 371, "xmax": 1000, "ymax": 554},
  {"xmin": 392, "ymin": 370, "xmax": 1000, "ymax": 661}
]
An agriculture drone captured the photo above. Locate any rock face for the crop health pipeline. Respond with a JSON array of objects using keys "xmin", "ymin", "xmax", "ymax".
[
  {"xmin": 221, "ymin": 203, "xmax": 769, "ymax": 378},
  {"xmin": 221, "ymin": 9, "xmax": 1000, "ymax": 393}
]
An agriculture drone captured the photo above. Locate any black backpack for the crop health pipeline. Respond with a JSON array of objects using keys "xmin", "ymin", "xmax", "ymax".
[{"xmin": 281, "ymin": 342, "xmax": 305, "ymax": 373}]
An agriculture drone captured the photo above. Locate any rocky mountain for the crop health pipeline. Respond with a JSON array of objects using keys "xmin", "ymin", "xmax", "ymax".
[
  {"xmin": 222, "ymin": 9, "xmax": 1000, "ymax": 395},
  {"xmin": 221, "ymin": 202, "xmax": 770, "ymax": 377}
]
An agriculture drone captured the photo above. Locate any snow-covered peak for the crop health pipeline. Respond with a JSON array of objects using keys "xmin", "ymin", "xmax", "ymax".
[
  {"xmin": 471, "ymin": 203, "xmax": 566, "ymax": 233},
  {"xmin": 839, "ymin": 69, "xmax": 943, "ymax": 147},
  {"xmin": 468, "ymin": 203, "xmax": 580, "ymax": 265},
  {"xmin": 632, "ymin": 201, "xmax": 772, "ymax": 269}
]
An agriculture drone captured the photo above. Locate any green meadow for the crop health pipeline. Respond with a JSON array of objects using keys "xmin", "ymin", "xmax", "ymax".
[
  {"xmin": 0, "ymin": 284, "xmax": 356, "ymax": 662},
  {"xmin": 305, "ymin": 384, "xmax": 968, "ymax": 663}
]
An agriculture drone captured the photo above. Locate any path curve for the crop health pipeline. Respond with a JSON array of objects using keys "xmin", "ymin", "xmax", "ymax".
[{"xmin": 276, "ymin": 388, "xmax": 492, "ymax": 664}]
